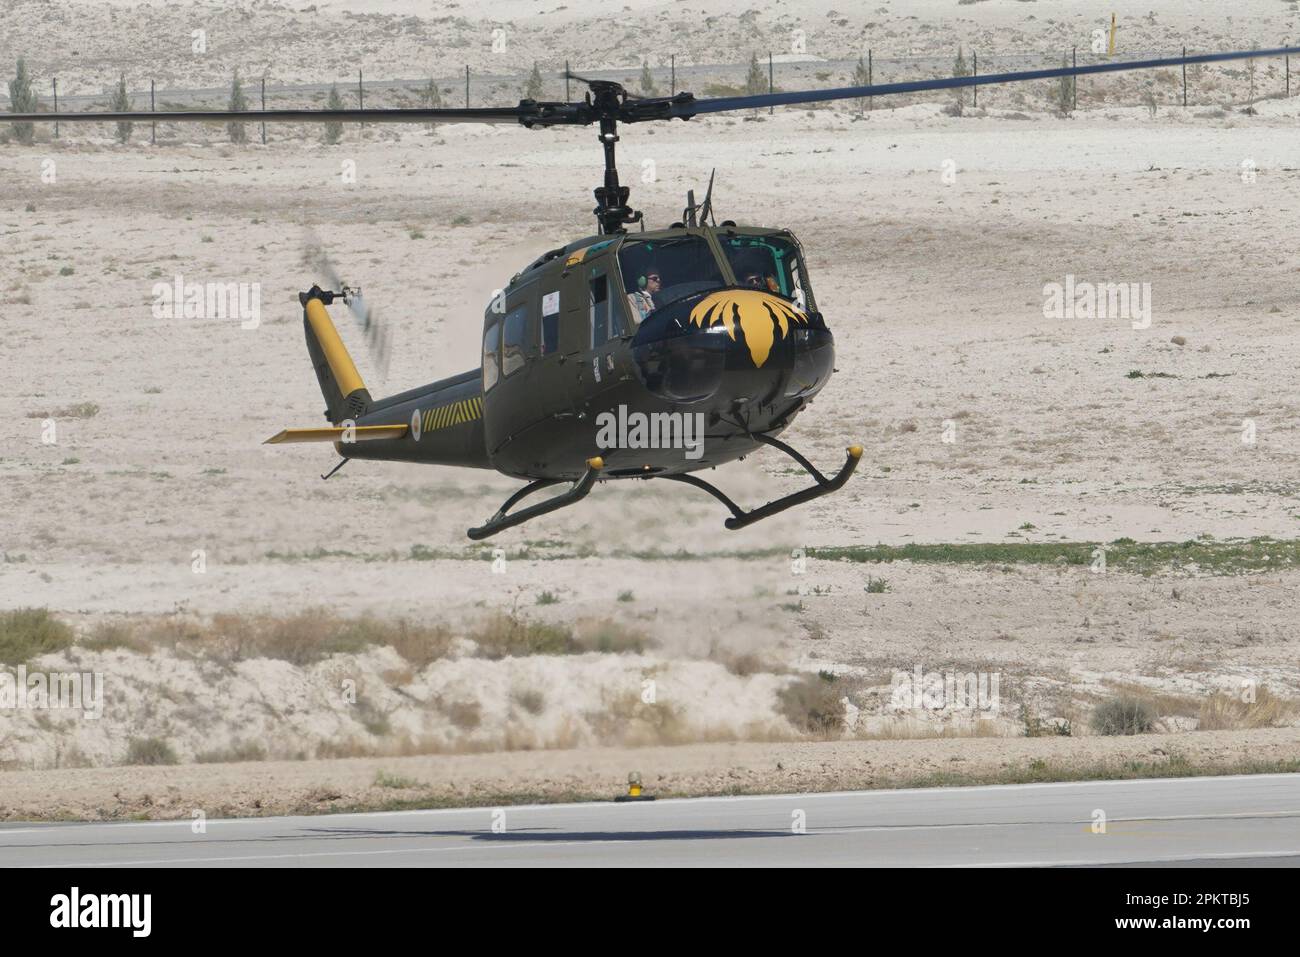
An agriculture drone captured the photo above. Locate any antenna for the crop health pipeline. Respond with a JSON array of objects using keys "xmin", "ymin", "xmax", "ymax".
[{"xmin": 699, "ymin": 169, "xmax": 717, "ymax": 226}]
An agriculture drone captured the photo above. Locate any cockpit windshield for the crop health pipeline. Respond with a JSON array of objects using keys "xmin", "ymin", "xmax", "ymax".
[
  {"xmin": 618, "ymin": 236, "xmax": 726, "ymax": 326},
  {"xmin": 719, "ymin": 234, "xmax": 811, "ymax": 312}
]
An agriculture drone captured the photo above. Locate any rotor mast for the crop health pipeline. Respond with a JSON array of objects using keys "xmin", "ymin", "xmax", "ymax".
[{"xmin": 587, "ymin": 81, "xmax": 642, "ymax": 235}]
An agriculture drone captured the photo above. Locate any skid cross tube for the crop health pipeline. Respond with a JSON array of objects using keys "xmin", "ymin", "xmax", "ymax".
[
  {"xmin": 467, "ymin": 458, "xmax": 604, "ymax": 540},
  {"xmin": 663, "ymin": 438, "xmax": 863, "ymax": 531}
]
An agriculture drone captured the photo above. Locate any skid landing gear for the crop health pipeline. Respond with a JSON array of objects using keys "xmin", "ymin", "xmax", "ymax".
[
  {"xmin": 662, "ymin": 434, "xmax": 862, "ymax": 530},
  {"xmin": 467, "ymin": 457, "xmax": 605, "ymax": 541}
]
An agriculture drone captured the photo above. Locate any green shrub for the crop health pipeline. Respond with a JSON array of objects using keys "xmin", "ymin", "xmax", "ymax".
[
  {"xmin": 0, "ymin": 608, "xmax": 74, "ymax": 664},
  {"xmin": 125, "ymin": 737, "xmax": 178, "ymax": 765},
  {"xmin": 1091, "ymin": 696, "xmax": 1156, "ymax": 735}
]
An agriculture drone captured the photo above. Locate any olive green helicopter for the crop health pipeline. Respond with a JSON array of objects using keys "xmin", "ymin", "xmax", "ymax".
[{"xmin": 13, "ymin": 46, "xmax": 1295, "ymax": 538}]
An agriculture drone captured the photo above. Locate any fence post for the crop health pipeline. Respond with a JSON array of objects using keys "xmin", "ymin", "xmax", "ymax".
[
  {"xmin": 868, "ymin": 49, "xmax": 873, "ymax": 110},
  {"xmin": 972, "ymin": 50, "xmax": 977, "ymax": 107},
  {"xmin": 150, "ymin": 79, "xmax": 156, "ymax": 144},
  {"xmin": 260, "ymin": 76, "xmax": 266, "ymax": 144},
  {"xmin": 358, "ymin": 69, "xmax": 364, "ymax": 129},
  {"xmin": 1182, "ymin": 45, "xmax": 1187, "ymax": 107},
  {"xmin": 465, "ymin": 65, "xmax": 470, "ymax": 108},
  {"xmin": 52, "ymin": 78, "xmax": 58, "ymax": 139},
  {"xmin": 565, "ymin": 60, "xmax": 570, "ymax": 100},
  {"xmin": 1072, "ymin": 46, "xmax": 1078, "ymax": 111},
  {"xmin": 768, "ymin": 51, "xmax": 774, "ymax": 114},
  {"xmin": 1287, "ymin": 52, "xmax": 1291, "ymax": 97}
]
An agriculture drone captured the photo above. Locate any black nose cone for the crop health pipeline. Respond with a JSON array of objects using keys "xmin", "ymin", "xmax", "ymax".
[{"xmin": 631, "ymin": 288, "xmax": 834, "ymax": 404}]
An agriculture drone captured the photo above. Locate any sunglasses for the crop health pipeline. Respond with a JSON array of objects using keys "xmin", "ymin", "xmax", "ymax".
[{"xmin": 645, "ymin": 274, "xmax": 661, "ymax": 282}]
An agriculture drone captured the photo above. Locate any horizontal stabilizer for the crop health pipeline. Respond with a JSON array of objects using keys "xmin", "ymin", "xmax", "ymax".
[{"xmin": 263, "ymin": 424, "xmax": 408, "ymax": 445}]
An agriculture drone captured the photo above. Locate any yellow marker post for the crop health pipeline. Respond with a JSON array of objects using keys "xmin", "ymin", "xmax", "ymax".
[
  {"xmin": 615, "ymin": 770, "xmax": 655, "ymax": 802},
  {"xmin": 1108, "ymin": 14, "xmax": 1117, "ymax": 57}
]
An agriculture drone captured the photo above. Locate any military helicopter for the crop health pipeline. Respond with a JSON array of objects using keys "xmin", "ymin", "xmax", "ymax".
[{"xmin": 13, "ymin": 46, "xmax": 1295, "ymax": 538}]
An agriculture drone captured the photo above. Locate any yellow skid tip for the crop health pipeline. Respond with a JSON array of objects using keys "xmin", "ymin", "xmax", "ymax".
[
  {"xmin": 847, "ymin": 445, "xmax": 864, "ymax": 459},
  {"xmin": 587, "ymin": 456, "xmax": 605, "ymax": 470}
]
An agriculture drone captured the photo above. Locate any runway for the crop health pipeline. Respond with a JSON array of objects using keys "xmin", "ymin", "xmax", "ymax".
[{"xmin": 3, "ymin": 774, "xmax": 1298, "ymax": 867}]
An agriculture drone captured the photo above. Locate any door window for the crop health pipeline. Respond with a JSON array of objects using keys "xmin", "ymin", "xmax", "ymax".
[
  {"xmin": 502, "ymin": 304, "xmax": 528, "ymax": 376},
  {"xmin": 482, "ymin": 322, "xmax": 501, "ymax": 391}
]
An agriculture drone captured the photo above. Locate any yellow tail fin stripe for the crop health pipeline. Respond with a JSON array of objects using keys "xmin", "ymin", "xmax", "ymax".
[{"xmin": 264, "ymin": 424, "xmax": 407, "ymax": 444}]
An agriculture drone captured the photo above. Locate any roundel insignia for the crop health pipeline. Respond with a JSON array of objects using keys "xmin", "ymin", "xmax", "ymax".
[{"xmin": 411, "ymin": 408, "xmax": 422, "ymax": 441}]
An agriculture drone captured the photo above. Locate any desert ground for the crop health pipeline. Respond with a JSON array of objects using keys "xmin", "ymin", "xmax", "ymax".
[{"xmin": 2, "ymin": 0, "xmax": 1300, "ymax": 819}]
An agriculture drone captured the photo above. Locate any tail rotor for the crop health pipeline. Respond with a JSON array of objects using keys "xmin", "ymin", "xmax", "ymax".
[{"xmin": 302, "ymin": 228, "xmax": 392, "ymax": 383}]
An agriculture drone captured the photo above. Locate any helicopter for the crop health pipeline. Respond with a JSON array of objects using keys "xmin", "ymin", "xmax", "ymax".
[{"xmin": 12, "ymin": 46, "xmax": 1296, "ymax": 539}]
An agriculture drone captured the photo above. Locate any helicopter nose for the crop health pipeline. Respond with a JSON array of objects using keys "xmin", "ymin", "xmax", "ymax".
[{"xmin": 631, "ymin": 288, "xmax": 834, "ymax": 404}]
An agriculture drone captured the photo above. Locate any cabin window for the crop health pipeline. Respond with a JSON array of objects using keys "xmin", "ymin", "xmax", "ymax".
[
  {"xmin": 502, "ymin": 304, "xmax": 527, "ymax": 376},
  {"xmin": 618, "ymin": 236, "xmax": 726, "ymax": 325},
  {"xmin": 720, "ymin": 235, "xmax": 813, "ymax": 310},
  {"xmin": 540, "ymin": 291, "xmax": 560, "ymax": 355},
  {"xmin": 589, "ymin": 273, "xmax": 612, "ymax": 349},
  {"xmin": 482, "ymin": 322, "xmax": 501, "ymax": 391}
]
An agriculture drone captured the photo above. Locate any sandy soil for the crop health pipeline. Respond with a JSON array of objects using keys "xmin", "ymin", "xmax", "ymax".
[
  {"xmin": 3, "ymin": 0, "xmax": 1300, "ymax": 816},
  {"xmin": 1, "ymin": 728, "xmax": 1296, "ymax": 821}
]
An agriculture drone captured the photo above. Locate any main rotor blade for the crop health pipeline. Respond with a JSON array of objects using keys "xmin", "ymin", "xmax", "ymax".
[
  {"xmin": 676, "ymin": 46, "xmax": 1300, "ymax": 117},
  {"xmin": 4, "ymin": 106, "xmax": 532, "ymax": 124}
]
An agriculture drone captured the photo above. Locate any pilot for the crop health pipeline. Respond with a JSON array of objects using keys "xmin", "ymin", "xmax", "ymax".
[
  {"xmin": 738, "ymin": 256, "xmax": 780, "ymax": 294},
  {"xmin": 627, "ymin": 267, "xmax": 661, "ymax": 324}
]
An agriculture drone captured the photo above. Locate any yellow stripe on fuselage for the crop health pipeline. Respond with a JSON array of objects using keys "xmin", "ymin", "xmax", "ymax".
[{"xmin": 417, "ymin": 396, "xmax": 483, "ymax": 438}]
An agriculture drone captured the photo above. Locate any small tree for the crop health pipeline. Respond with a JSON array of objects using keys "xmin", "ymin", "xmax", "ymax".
[
  {"xmin": 324, "ymin": 84, "xmax": 343, "ymax": 144},
  {"xmin": 227, "ymin": 69, "xmax": 248, "ymax": 143},
  {"xmin": 852, "ymin": 55, "xmax": 870, "ymax": 115},
  {"xmin": 744, "ymin": 52, "xmax": 766, "ymax": 116},
  {"xmin": 950, "ymin": 46, "xmax": 970, "ymax": 116},
  {"xmin": 8, "ymin": 58, "xmax": 38, "ymax": 144},
  {"xmin": 524, "ymin": 62, "xmax": 543, "ymax": 100},
  {"xmin": 420, "ymin": 77, "xmax": 442, "ymax": 132},
  {"xmin": 1057, "ymin": 53, "xmax": 1075, "ymax": 115},
  {"xmin": 1244, "ymin": 43, "xmax": 1260, "ymax": 114},
  {"xmin": 110, "ymin": 74, "xmax": 132, "ymax": 144},
  {"xmin": 639, "ymin": 60, "xmax": 656, "ymax": 95},
  {"xmin": 744, "ymin": 52, "xmax": 766, "ymax": 95}
]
